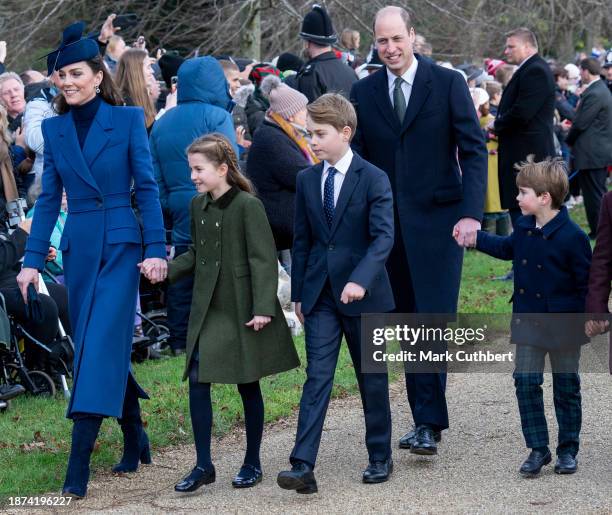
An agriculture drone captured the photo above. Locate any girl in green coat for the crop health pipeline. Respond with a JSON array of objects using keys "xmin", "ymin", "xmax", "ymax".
[{"xmin": 163, "ymin": 133, "xmax": 299, "ymax": 492}]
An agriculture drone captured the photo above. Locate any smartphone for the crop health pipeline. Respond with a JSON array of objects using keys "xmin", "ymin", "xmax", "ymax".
[
  {"xmin": 171, "ymin": 75, "xmax": 178, "ymax": 93},
  {"xmin": 113, "ymin": 13, "xmax": 138, "ymax": 30}
]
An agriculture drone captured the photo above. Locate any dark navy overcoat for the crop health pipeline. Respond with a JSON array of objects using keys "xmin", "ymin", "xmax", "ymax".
[{"xmin": 24, "ymin": 101, "xmax": 166, "ymax": 417}]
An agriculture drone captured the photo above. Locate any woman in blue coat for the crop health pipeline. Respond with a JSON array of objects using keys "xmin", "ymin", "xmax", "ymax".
[{"xmin": 17, "ymin": 23, "xmax": 167, "ymax": 498}]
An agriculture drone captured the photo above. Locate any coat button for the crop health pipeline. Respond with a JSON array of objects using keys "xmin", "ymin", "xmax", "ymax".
[
  {"xmin": 215, "ymin": 241, "xmax": 220, "ymax": 248},
  {"xmin": 519, "ymin": 288, "xmax": 525, "ymax": 294},
  {"xmin": 521, "ymin": 259, "xmax": 527, "ymax": 265},
  {"xmin": 96, "ymin": 199, "xmax": 103, "ymax": 208},
  {"xmin": 537, "ymin": 264, "xmax": 543, "ymax": 270},
  {"xmin": 543, "ymin": 235, "xmax": 548, "ymax": 240},
  {"xmin": 328, "ymin": 244, "xmax": 335, "ymax": 250},
  {"xmin": 215, "ymin": 222, "xmax": 220, "ymax": 227},
  {"xmin": 527, "ymin": 231, "xmax": 532, "ymax": 236},
  {"xmin": 201, "ymin": 219, "xmax": 205, "ymax": 225},
  {"xmin": 200, "ymin": 239, "xmax": 205, "ymax": 245},
  {"xmin": 215, "ymin": 261, "xmax": 219, "ymax": 267},
  {"xmin": 201, "ymin": 259, "xmax": 206, "ymax": 265},
  {"xmin": 536, "ymin": 293, "xmax": 541, "ymax": 298},
  {"xmin": 515, "ymin": 318, "xmax": 521, "ymax": 324}
]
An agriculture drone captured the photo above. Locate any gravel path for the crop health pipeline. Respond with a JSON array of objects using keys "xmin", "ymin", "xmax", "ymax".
[{"xmin": 12, "ymin": 373, "xmax": 612, "ymax": 514}]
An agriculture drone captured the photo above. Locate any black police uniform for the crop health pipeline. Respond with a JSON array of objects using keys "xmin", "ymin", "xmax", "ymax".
[{"xmin": 295, "ymin": 51, "xmax": 357, "ymax": 103}]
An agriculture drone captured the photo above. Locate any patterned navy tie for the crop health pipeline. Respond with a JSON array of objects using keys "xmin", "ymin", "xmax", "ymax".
[{"xmin": 323, "ymin": 166, "xmax": 337, "ymax": 228}]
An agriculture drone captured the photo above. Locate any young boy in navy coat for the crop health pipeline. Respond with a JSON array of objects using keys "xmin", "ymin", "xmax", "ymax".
[
  {"xmin": 277, "ymin": 94, "xmax": 395, "ymax": 493},
  {"xmin": 464, "ymin": 156, "xmax": 592, "ymax": 477}
]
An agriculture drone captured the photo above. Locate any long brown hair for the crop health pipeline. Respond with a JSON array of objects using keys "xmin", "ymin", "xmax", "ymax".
[
  {"xmin": 54, "ymin": 54, "xmax": 123, "ymax": 114},
  {"xmin": 116, "ymin": 49, "xmax": 156, "ymax": 128},
  {"xmin": 187, "ymin": 133, "xmax": 254, "ymax": 194}
]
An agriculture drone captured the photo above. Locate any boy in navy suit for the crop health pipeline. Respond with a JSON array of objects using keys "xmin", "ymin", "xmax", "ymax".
[
  {"xmin": 277, "ymin": 94, "xmax": 395, "ymax": 493},
  {"xmin": 463, "ymin": 156, "xmax": 591, "ymax": 477}
]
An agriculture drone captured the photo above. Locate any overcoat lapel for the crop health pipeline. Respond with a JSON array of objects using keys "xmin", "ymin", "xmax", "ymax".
[{"xmin": 400, "ymin": 56, "xmax": 433, "ymax": 133}]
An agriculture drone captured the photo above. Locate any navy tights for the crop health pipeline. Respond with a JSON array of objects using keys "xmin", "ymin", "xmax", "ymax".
[{"xmin": 188, "ymin": 360, "xmax": 264, "ymax": 469}]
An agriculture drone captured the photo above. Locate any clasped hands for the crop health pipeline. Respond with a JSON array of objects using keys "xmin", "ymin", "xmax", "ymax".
[
  {"xmin": 453, "ymin": 218, "xmax": 480, "ymax": 248},
  {"xmin": 138, "ymin": 258, "xmax": 168, "ymax": 284}
]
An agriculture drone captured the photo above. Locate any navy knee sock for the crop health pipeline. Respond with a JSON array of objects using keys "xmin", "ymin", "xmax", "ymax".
[{"xmin": 237, "ymin": 381, "xmax": 264, "ymax": 469}]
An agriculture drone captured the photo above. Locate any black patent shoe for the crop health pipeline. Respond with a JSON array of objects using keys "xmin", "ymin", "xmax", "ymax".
[
  {"xmin": 519, "ymin": 449, "xmax": 552, "ymax": 477},
  {"xmin": 554, "ymin": 454, "xmax": 578, "ymax": 474},
  {"xmin": 399, "ymin": 426, "xmax": 442, "ymax": 449},
  {"xmin": 277, "ymin": 461, "xmax": 318, "ymax": 494},
  {"xmin": 410, "ymin": 425, "xmax": 438, "ymax": 455},
  {"xmin": 174, "ymin": 465, "xmax": 216, "ymax": 492},
  {"xmin": 232, "ymin": 464, "xmax": 263, "ymax": 488},
  {"xmin": 362, "ymin": 459, "xmax": 393, "ymax": 483}
]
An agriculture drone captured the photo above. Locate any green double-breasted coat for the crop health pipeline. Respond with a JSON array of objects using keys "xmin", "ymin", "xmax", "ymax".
[{"xmin": 168, "ymin": 186, "xmax": 300, "ymax": 383}]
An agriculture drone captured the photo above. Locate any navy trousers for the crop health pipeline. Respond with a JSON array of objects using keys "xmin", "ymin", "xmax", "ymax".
[
  {"xmin": 513, "ymin": 344, "xmax": 582, "ymax": 456},
  {"xmin": 290, "ymin": 282, "xmax": 392, "ymax": 468},
  {"xmin": 166, "ymin": 245, "xmax": 193, "ymax": 351},
  {"xmin": 387, "ymin": 228, "xmax": 449, "ymax": 431}
]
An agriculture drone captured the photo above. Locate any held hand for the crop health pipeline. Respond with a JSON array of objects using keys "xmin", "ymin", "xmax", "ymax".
[
  {"xmin": 340, "ymin": 282, "xmax": 366, "ymax": 304},
  {"xmin": 137, "ymin": 258, "xmax": 168, "ymax": 284},
  {"xmin": 585, "ymin": 319, "xmax": 610, "ymax": 337},
  {"xmin": 295, "ymin": 302, "xmax": 304, "ymax": 324},
  {"xmin": 245, "ymin": 315, "xmax": 271, "ymax": 331},
  {"xmin": 46, "ymin": 247, "xmax": 57, "ymax": 262},
  {"xmin": 235, "ymin": 126, "xmax": 251, "ymax": 148},
  {"xmin": 16, "ymin": 267, "xmax": 39, "ymax": 305},
  {"xmin": 453, "ymin": 218, "xmax": 481, "ymax": 248}
]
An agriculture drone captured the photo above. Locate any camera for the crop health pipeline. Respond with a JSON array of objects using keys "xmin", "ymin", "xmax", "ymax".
[{"xmin": 6, "ymin": 198, "xmax": 28, "ymax": 228}]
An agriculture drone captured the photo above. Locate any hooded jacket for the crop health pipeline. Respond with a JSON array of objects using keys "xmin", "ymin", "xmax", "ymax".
[{"xmin": 149, "ymin": 56, "xmax": 238, "ymax": 245}]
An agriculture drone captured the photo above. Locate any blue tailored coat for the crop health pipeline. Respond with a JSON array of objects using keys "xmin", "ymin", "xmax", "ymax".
[
  {"xmin": 476, "ymin": 207, "xmax": 592, "ymax": 349},
  {"xmin": 350, "ymin": 56, "xmax": 487, "ymax": 313},
  {"xmin": 291, "ymin": 153, "xmax": 395, "ymax": 317},
  {"xmin": 24, "ymin": 101, "xmax": 166, "ymax": 418}
]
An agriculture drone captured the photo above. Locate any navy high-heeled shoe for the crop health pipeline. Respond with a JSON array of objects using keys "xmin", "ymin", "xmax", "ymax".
[
  {"xmin": 112, "ymin": 424, "xmax": 152, "ymax": 473},
  {"xmin": 62, "ymin": 415, "xmax": 103, "ymax": 498}
]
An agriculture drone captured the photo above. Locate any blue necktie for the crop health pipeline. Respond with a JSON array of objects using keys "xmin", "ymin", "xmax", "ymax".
[{"xmin": 323, "ymin": 167, "xmax": 337, "ymax": 228}]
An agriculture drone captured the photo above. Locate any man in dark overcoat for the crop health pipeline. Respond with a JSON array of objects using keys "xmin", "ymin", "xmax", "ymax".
[
  {"xmin": 350, "ymin": 6, "xmax": 487, "ymax": 453},
  {"xmin": 494, "ymin": 27, "xmax": 556, "ymax": 225}
]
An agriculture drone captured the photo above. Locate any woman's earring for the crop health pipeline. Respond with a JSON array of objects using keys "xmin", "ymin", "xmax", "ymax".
[{"xmin": 95, "ymin": 85, "xmax": 101, "ymax": 94}]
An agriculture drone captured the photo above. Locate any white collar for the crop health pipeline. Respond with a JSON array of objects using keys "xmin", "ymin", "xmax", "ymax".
[
  {"xmin": 323, "ymin": 147, "xmax": 353, "ymax": 176},
  {"xmin": 387, "ymin": 55, "xmax": 419, "ymax": 90},
  {"xmin": 517, "ymin": 53, "xmax": 537, "ymax": 70},
  {"xmin": 585, "ymin": 77, "xmax": 601, "ymax": 89}
]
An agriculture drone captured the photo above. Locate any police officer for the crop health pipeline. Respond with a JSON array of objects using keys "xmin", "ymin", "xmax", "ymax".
[{"xmin": 295, "ymin": 4, "xmax": 357, "ymax": 103}]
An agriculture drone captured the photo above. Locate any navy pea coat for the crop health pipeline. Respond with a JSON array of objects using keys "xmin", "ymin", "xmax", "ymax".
[
  {"xmin": 24, "ymin": 101, "xmax": 166, "ymax": 418},
  {"xmin": 350, "ymin": 55, "xmax": 487, "ymax": 313},
  {"xmin": 476, "ymin": 207, "xmax": 592, "ymax": 349}
]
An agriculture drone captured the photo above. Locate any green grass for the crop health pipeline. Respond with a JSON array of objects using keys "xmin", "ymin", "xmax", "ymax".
[{"xmin": 0, "ymin": 202, "xmax": 592, "ymax": 501}]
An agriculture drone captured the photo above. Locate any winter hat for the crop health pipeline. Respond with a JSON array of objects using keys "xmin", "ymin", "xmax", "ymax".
[
  {"xmin": 261, "ymin": 75, "xmax": 308, "ymax": 119},
  {"xmin": 45, "ymin": 22, "xmax": 99, "ymax": 74},
  {"xmin": 276, "ymin": 52, "xmax": 304, "ymax": 73},
  {"xmin": 300, "ymin": 5, "xmax": 337, "ymax": 46},
  {"xmin": 470, "ymin": 87, "xmax": 489, "ymax": 108},
  {"xmin": 158, "ymin": 53, "xmax": 185, "ymax": 88},
  {"xmin": 484, "ymin": 58, "xmax": 506, "ymax": 76},
  {"xmin": 249, "ymin": 63, "xmax": 281, "ymax": 87}
]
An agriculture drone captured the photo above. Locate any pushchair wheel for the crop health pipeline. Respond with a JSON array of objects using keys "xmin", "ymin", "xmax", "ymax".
[
  {"xmin": 27, "ymin": 370, "xmax": 56, "ymax": 397},
  {"xmin": 0, "ymin": 400, "xmax": 8, "ymax": 412}
]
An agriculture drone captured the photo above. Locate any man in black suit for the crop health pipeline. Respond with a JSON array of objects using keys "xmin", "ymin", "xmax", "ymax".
[
  {"xmin": 350, "ymin": 6, "xmax": 487, "ymax": 454},
  {"xmin": 566, "ymin": 58, "xmax": 612, "ymax": 238},
  {"xmin": 494, "ymin": 27, "xmax": 556, "ymax": 225}
]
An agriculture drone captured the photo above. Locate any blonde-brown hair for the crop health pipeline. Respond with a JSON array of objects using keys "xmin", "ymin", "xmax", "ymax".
[
  {"xmin": 341, "ymin": 29, "xmax": 360, "ymax": 50},
  {"xmin": 307, "ymin": 93, "xmax": 357, "ymax": 141},
  {"xmin": 515, "ymin": 155, "xmax": 569, "ymax": 209},
  {"xmin": 116, "ymin": 49, "xmax": 157, "ymax": 128},
  {"xmin": 187, "ymin": 133, "xmax": 254, "ymax": 193}
]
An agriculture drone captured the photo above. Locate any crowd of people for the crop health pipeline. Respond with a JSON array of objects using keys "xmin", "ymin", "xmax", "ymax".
[{"xmin": 0, "ymin": 2, "xmax": 611, "ymax": 502}]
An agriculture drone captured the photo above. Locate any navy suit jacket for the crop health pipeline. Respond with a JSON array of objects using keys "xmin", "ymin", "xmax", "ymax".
[
  {"xmin": 291, "ymin": 153, "xmax": 395, "ymax": 317},
  {"xmin": 350, "ymin": 55, "xmax": 487, "ymax": 313}
]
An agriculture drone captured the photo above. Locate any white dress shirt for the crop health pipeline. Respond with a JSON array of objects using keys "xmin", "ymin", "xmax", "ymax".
[
  {"xmin": 387, "ymin": 56, "xmax": 419, "ymax": 108},
  {"xmin": 321, "ymin": 148, "xmax": 353, "ymax": 207}
]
